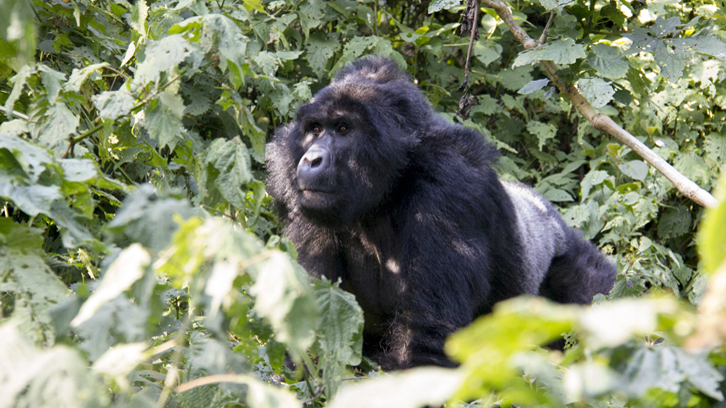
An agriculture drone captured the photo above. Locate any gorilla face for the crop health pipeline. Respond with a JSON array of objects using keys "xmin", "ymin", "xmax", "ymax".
[{"xmin": 284, "ymin": 84, "xmax": 416, "ymax": 226}]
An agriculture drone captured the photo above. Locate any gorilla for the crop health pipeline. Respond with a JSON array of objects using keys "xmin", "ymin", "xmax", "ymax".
[{"xmin": 266, "ymin": 56, "xmax": 616, "ymax": 370}]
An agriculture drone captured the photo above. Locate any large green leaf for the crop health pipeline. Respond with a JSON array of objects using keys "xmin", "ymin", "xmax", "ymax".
[
  {"xmin": 514, "ymin": 38, "xmax": 586, "ymax": 67},
  {"xmin": 314, "ymin": 278, "xmax": 364, "ymax": 397},
  {"xmin": 428, "ymin": 0, "xmax": 461, "ymax": 13},
  {"xmin": 144, "ymin": 92, "xmax": 185, "ymax": 150},
  {"xmin": 588, "ymin": 44, "xmax": 629, "ymax": 79}
]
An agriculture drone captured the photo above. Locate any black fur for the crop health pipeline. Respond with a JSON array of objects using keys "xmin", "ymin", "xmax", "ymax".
[{"xmin": 266, "ymin": 57, "xmax": 616, "ymax": 370}]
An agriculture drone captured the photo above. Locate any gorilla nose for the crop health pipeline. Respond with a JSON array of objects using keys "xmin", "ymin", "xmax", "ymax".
[{"xmin": 297, "ymin": 146, "xmax": 331, "ymax": 184}]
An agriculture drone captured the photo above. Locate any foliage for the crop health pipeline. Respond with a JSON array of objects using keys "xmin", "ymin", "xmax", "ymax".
[{"xmin": 1, "ymin": 0, "xmax": 726, "ymax": 407}]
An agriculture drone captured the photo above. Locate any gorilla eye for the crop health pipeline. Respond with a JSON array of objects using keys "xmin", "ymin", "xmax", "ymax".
[
  {"xmin": 338, "ymin": 125, "xmax": 349, "ymax": 134},
  {"xmin": 311, "ymin": 124, "xmax": 322, "ymax": 134}
]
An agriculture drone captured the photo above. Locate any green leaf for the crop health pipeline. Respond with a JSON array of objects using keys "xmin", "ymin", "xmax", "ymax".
[
  {"xmin": 657, "ymin": 206, "xmax": 691, "ymax": 239},
  {"xmin": 0, "ymin": 324, "xmax": 108, "ymax": 407},
  {"xmin": 314, "ymin": 278, "xmax": 364, "ymax": 397},
  {"xmin": 243, "ymin": 0, "xmax": 266, "ymax": 14},
  {"xmin": 518, "ymin": 78, "xmax": 550, "ymax": 95},
  {"xmin": 581, "ymin": 170, "xmax": 610, "ymax": 200},
  {"xmin": 588, "ymin": 44, "xmax": 629, "ymax": 79},
  {"xmin": 38, "ymin": 65, "xmax": 67, "ymax": 102},
  {"xmin": 562, "ymin": 204, "xmax": 591, "ymax": 227},
  {"xmin": 698, "ymin": 173, "xmax": 726, "ymax": 274},
  {"xmin": 526, "ymin": 120, "xmax": 557, "ymax": 151},
  {"xmin": 92, "ymin": 342, "xmax": 147, "ymax": 390},
  {"xmin": 674, "ymin": 152, "xmax": 711, "ymax": 187},
  {"xmin": 253, "ymin": 51, "xmax": 279, "ymax": 76},
  {"xmin": 72, "ymin": 244, "xmax": 150, "ymax": 327},
  {"xmin": 514, "ymin": 38, "xmax": 586, "ymax": 67},
  {"xmin": 447, "ymin": 297, "xmax": 574, "ymax": 400},
  {"xmin": 331, "ymin": 36, "xmax": 406, "ymax": 75},
  {"xmin": 328, "ymin": 367, "xmax": 463, "ymax": 408},
  {"xmin": 145, "ymin": 92, "xmax": 185, "ymax": 150},
  {"xmin": 618, "ymin": 160, "xmax": 648, "ymax": 181},
  {"xmin": 202, "ymin": 137, "xmax": 253, "ymax": 208},
  {"xmin": 0, "ymin": 119, "xmax": 28, "ymax": 135},
  {"xmin": 36, "ymin": 102, "xmax": 79, "ymax": 148},
  {"xmin": 538, "ymin": 0, "xmax": 575, "ymax": 11},
  {"xmin": 93, "ymin": 89, "xmax": 136, "ymax": 121},
  {"xmin": 106, "ymin": 185, "xmax": 199, "ymax": 251},
  {"xmin": 46, "ymin": 200, "xmax": 94, "ymax": 248},
  {"xmin": 201, "ymin": 14, "xmax": 249, "ymax": 79},
  {"xmin": 0, "ymin": 133, "xmax": 53, "ymax": 182},
  {"xmin": 0, "ymin": 175, "xmax": 62, "ymax": 216},
  {"xmin": 178, "ymin": 374, "xmax": 300, "ymax": 408},
  {"xmin": 623, "ymin": 345, "xmax": 723, "ymax": 400},
  {"xmin": 473, "ymin": 39, "xmax": 502, "ymax": 66},
  {"xmin": 678, "ymin": 36, "xmax": 726, "ymax": 61},
  {"xmin": 250, "ymin": 252, "xmax": 317, "ymax": 359},
  {"xmin": 0, "ymin": 232, "xmax": 72, "ymax": 340},
  {"xmin": 578, "ymin": 78, "xmax": 615, "ymax": 108},
  {"xmin": 428, "ymin": 0, "xmax": 461, "ymax": 13},
  {"xmin": 4, "ymin": 65, "xmax": 34, "ymax": 117},
  {"xmin": 498, "ymin": 67, "xmax": 534, "ymax": 92},
  {"xmin": 64, "ymin": 63, "xmax": 109, "ymax": 92},
  {"xmin": 134, "ymin": 34, "xmax": 190, "ymax": 86},
  {"xmin": 128, "ymin": 0, "xmax": 148, "ymax": 36},
  {"xmin": 276, "ymin": 50, "xmax": 303, "ymax": 61},
  {"xmin": 654, "ymin": 41, "xmax": 689, "ymax": 84},
  {"xmin": 314, "ymin": 283, "xmax": 363, "ymax": 351},
  {"xmin": 60, "ymin": 159, "xmax": 98, "ymax": 182},
  {"xmin": 543, "ymin": 188, "xmax": 573, "ymax": 202},
  {"xmin": 307, "ymin": 32, "xmax": 340, "ymax": 77},
  {"xmin": 0, "ymin": 218, "xmax": 43, "ymax": 248},
  {"xmin": 299, "ymin": 0, "xmax": 327, "ymax": 38}
]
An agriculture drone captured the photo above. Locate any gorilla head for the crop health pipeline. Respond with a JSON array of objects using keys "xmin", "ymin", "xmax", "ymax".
[{"xmin": 268, "ymin": 58, "xmax": 430, "ymax": 226}]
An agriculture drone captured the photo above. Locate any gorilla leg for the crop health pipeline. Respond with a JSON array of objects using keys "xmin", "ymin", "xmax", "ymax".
[{"xmin": 538, "ymin": 228, "xmax": 616, "ymax": 304}]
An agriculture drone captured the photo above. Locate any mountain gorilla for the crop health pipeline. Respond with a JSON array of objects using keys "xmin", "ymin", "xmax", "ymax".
[{"xmin": 266, "ymin": 56, "xmax": 616, "ymax": 370}]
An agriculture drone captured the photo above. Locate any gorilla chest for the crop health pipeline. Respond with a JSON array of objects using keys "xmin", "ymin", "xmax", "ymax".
[{"xmin": 337, "ymin": 228, "xmax": 402, "ymax": 332}]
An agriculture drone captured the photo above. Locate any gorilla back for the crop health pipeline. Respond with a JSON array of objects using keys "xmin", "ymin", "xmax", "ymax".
[{"xmin": 266, "ymin": 56, "xmax": 616, "ymax": 370}]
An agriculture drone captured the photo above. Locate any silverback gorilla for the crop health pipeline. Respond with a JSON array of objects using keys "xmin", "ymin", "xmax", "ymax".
[{"xmin": 266, "ymin": 56, "xmax": 616, "ymax": 370}]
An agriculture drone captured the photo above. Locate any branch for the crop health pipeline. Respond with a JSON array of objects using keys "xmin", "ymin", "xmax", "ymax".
[{"xmin": 479, "ymin": 0, "xmax": 717, "ymax": 208}]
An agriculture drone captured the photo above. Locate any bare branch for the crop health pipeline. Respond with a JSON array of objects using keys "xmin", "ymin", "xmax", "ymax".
[
  {"xmin": 479, "ymin": 2, "xmax": 717, "ymax": 208},
  {"xmin": 480, "ymin": 0, "xmax": 538, "ymax": 49}
]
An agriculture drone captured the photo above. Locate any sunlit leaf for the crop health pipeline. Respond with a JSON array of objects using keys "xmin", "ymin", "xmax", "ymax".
[
  {"xmin": 328, "ymin": 367, "xmax": 463, "ymax": 408},
  {"xmin": 71, "ymin": 244, "xmax": 151, "ymax": 327}
]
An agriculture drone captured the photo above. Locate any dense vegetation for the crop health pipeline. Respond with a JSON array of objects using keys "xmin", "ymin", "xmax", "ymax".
[{"xmin": 1, "ymin": 0, "xmax": 726, "ymax": 406}]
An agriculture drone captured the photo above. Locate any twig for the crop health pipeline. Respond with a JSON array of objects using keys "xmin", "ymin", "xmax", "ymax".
[
  {"xmin": 157, "ymin": 313, "xmax": 192, "ymax": 407},
  {"xmin": 0, "ymin": 106, "xmax": 30, "ymax": 121},
  {"xmin": 538, "ymin": 12, "xmax": 555, "ymax": 46},
  {"xmin": 201, "ymin": 204, "xmax": 236, "ymax": 220},
  {"xmin": 462, "ymin": 0, "xmax": 479, "ymax": 90},
  {"xmin": 478, "ymin": 0, "xmax": 717, "ymax": 208}
]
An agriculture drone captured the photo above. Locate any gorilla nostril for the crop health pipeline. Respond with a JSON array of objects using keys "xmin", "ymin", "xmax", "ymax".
[{"xmin": 310, "ymin": 157, "xmax": 323, "ymax": 168}]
